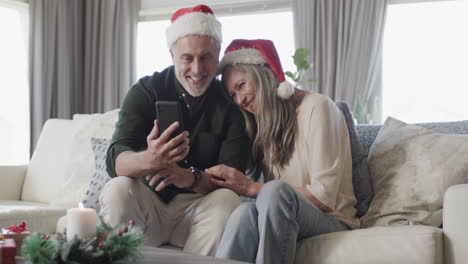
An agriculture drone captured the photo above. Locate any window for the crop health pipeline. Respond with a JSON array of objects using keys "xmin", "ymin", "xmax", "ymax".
[
  {"xmin": 0, "ymin": 1, "xmax": 29, "ymax": 165},
  {"xmin": 137, "ymin": 11, "xmax": 294, "ymax": 80},
  {"xmin": 382, "ymin": 0, "xmax": 468, "ymax": 123}
]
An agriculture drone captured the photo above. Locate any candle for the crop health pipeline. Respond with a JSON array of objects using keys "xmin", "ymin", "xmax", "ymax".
[{"xmin": 66, "ymin": 202, "xmax": 97, "ymax": 241}]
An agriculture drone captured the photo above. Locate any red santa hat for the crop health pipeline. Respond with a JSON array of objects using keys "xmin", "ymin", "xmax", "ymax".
[
  {"xmin": 218, "ymin": 39, "xmax": 295, "ymax": 99},
  {"xmin": 166, "ymin": 5, "xmax": 222, "ymax": 48}
]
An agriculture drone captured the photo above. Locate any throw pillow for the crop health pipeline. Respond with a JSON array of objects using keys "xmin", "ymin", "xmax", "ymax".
[
  {"xmin": 51, "ymin": 109, "xmax": 119, "ymax": 208},
  {"xmin": 335, "ymin": 101, "xmax": 373, "ymax": 218},
  {"xmin": 82, "ymin": 138, "xmax": 112, "ymax": 211},
  {"xmin": 361, "ymin": 117, "xmax": 468, "ymax": 228}
]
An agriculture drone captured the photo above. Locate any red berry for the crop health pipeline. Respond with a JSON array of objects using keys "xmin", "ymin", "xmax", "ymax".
[
  {"xmin": 129, "ymin": 220, "xmax": 135, "ymax": 226},
  {"xmin": 117, "ymin": 230, "xmax": 122, "ymax": 236},
  {"xmin": 98, "ymin": 242, "xmax": 103, "ymax": 247},
  {"xmin": 123, "ymin": 226, "xmax": 128, "ymax": 233}
]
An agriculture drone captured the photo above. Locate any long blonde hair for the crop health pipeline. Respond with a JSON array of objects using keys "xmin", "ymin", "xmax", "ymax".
[{"xmin": 222, "ymin": 64, "xmax": 299, "ymax": 181}]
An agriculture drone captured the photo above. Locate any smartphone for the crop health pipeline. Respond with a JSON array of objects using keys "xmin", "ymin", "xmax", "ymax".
[{"xmin": 155, "ymin": 101, "xmax": 184, "ymax": 138}]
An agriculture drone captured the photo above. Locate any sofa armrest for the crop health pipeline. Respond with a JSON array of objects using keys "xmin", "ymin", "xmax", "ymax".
[
  {"xmin": 443, "ymin": 184, "xmax": 468, "ymax": 264},
  {"xmin": 0, "ymin": 165, "xmax": 27, "ymax": 200}
]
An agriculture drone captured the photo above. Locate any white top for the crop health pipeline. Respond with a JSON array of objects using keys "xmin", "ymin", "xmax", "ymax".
[{"xmin": 268, "ymin": 92, "xmax": 360, "ymax": 229}]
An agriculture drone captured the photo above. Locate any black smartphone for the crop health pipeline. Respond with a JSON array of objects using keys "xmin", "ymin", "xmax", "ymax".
[{"xmin": 155, "ymin": 101, "xmax": 184, "ymax": 138}]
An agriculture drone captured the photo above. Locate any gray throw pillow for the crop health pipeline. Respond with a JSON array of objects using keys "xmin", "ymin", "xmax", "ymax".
[
  {"xmin": 361, "ymin": 117, "xmax": 468, "ymax": 227},
  {"xmin": 82, "ymin": 138, "xmax": 112, "ymax": 212},
  {"xmin": 335, "ymin": 101, "xmax": 373, "ymax": 218}
]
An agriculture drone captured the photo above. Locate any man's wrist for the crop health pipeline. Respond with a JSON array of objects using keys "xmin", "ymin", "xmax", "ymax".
[
  {"xmin": 187, "ymin": 166, "xmax": 202, "ymax": 190},
  {"xmin": 248, "ymin": 182, "xmax": 263, "ymax": 198}
]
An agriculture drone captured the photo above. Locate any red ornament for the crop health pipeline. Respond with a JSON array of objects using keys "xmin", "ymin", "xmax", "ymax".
[
  {"xmin": 98, "ymin": 242, "xmax": 104, "ymax": 248},
  {"xmin": 123, "ymin": 227, "xmax": 128, "ymax": 233},
  {"xmin": 129, "ymin": 220, "xmax": 135, "ymax": 227},
  {"xmin": 5, "ymin": 221, "xmax": 28, "ymax": 233}
]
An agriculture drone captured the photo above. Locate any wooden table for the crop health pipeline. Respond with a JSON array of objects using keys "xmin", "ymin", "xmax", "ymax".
[
  {"xmin": 16, "ymin": 246, "xmax": 251, "ymax": 264},
  {"xmin": 136, "ymin": 246, "xmax": 250, "ymax": 264}
]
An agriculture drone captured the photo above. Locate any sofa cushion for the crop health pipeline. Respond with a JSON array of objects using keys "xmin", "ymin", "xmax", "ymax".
[
  {"xmin": 362, "ymin": 117, "xmax": 468, "ymax": 227},
  {"xmin": 335, "ymin": 101, "xmax": 373, "ymax": 218},
  {"xmin": 0, "ymin": 200, "xmax": 66, "ymax": 233},
  {"xmin": 22, "ymin": 119, "xmax": 74, "ymax": 204},
  {"xmin": 82, "ymin": 138, "xmax": 112, "ymax": 211},
  {"xmin": 51, "ymin": 109, "xmax": 118, "ymax": 208},
  {"xmin": 295, "ymin": 225, "xmax": 443, "ymax": 264}
]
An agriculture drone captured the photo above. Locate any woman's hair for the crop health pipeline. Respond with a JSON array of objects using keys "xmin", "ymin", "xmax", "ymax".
[{"xmin": 222, "ymin": 64, "xmax": 299, "ymax": 181}]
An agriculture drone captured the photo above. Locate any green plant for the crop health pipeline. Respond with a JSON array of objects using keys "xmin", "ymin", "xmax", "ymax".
[
  {"xmin": 354, "ymin": 101, "xmax": 366, "ymax": 124},
  {"xmin": 285, "ymin": 48, "xmax": 315, "ymax": 88}
]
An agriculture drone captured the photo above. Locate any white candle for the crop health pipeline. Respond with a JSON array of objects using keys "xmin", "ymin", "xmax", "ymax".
[{"xmin": 66, "ymin": 202, "xmax": 97, "ymax": 241}]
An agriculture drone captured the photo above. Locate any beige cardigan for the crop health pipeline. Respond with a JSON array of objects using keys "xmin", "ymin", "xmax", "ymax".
[{"xmin": 268, "ymin": 92, "xmax": 360, "ymax": 229}]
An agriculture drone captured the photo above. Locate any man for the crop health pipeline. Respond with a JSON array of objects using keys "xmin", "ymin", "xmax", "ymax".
[{"xmin": 99, "ymin": 5, "xmax": 249, "ymax": 256}]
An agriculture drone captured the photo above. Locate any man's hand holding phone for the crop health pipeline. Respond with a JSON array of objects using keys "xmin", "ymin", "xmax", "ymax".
[{"xmin": 144, "ymin": 120, "xmax": 190, "ymax": 172}]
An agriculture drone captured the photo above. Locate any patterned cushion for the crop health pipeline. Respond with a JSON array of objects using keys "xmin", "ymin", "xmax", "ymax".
[
  {"xmin": 82, "ymin": 138, "xmax": 112, "ymax": 211},
  {"xmin": 335, "ymin": 101, "xmax": 373, "ymax": 218}
]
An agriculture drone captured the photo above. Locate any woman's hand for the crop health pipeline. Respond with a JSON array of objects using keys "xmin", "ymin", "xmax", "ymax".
[{"xmin": 206, "ymin": 165, "xmax": 263, "ymax": 198}]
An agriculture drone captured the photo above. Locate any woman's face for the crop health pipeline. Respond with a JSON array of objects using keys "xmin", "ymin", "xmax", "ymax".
[{"xmin": 223, "ymin": 66, "xmax": 257, "ymax": 114}]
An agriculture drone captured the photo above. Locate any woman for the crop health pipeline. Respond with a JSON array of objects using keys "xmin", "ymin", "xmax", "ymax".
[{"xmin": 206, "ymin": 39, "xmax": 360, "ymax": 264}]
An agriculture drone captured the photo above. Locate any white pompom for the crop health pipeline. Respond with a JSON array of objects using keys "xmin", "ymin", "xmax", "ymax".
[{"xmin": 276, "ymin": 81, "xmax": 295, "ymax": 99}]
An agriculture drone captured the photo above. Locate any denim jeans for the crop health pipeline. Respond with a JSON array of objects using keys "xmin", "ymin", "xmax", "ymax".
[{"xmin": 215, "ymin": 180, "xmax": 349, "ymax": 264}]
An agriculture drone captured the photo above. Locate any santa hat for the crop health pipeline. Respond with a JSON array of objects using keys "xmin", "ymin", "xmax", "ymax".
[
  {"xmin": 218, "ymin": 39, "xmax": 295, "ymax": 99},
  {"xmin": 166, "ymin": 5, "xmax": 222, "ymax": 48}
]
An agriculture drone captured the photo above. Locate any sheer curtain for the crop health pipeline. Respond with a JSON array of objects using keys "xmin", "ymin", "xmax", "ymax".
[
  {"xmin": 0, "ymin": 0, "xmax": 29, "ymax": 165},
  {"xmin": 29, "ymin": 0, "xmax": 140, "ymax": 151},
  {"xmin": 292, "ymin": 0, "xmax": 387, "ymax": 123}
]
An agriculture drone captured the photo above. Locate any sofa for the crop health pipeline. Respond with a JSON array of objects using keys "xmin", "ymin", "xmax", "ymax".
[{"xmin": 1, "ymin": 109, "xmax": 467, "ymax": 264}]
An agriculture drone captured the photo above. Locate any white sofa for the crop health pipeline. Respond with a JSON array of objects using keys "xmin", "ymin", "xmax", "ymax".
[
  {"xmin": 0, "ymin": 110, "xmax": 118, "ymax": 234},
  {"xmin": 1, "ymin": 113, "xmax": 468, "ymax": 264}
]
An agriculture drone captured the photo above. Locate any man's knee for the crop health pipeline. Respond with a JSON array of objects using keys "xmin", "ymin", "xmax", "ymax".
[
  {"xmin": 205, "ymin": 188, "xmax": 242, "ymax": 211},
  {"xmin": 99, "ymin": 176, "xmax": 141, "ymax": 209},
  {"xmin": 99, "ymin": 176, "xmax": 148, "ymax": 227},
  {"xmin": 196, "ymin": 188, "xmax": 242, "ymax": 225}
]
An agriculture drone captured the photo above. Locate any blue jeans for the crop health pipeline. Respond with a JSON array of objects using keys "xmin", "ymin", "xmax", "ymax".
[{"xmin": 215, "ymin": 180, "xmax": 349, "ymax": 264}]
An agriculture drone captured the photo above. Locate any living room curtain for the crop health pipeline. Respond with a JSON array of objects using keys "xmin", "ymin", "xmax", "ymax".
[
  {"xmin": 29, "ymin": 0, "xmax": 140, "ymax": 152},
  {"xmin": 292, "ymin": 0, "xmax": 387, "ymax": 123}
]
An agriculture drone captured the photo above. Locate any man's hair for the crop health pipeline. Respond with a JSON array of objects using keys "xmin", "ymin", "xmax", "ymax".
[
  {"xmin": 222, "ymin": 64, "xmax": 298, "ymax": 181},
  {"xmin": 170, "ymin": 35, "xmax": 221, "ymax": 52}
]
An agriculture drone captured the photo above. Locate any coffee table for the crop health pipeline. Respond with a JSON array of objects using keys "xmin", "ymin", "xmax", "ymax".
[
  {"xmin": 16, "ymin": 246, "xmax": 250, "ymax": 264},
  {"xmin": 137, "ymin": 246, "xmax": 250, "ymax": 263}
]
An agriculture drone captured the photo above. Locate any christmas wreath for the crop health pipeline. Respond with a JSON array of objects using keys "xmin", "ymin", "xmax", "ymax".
[{"xmin": 21, "ymin": 218, "xmax": 143, "ymax": 264}]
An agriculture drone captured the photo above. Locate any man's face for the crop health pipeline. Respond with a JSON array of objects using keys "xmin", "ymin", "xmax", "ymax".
[{"xmin": 170, "ymin": 35, "xmax": 220, "ymax": 97}]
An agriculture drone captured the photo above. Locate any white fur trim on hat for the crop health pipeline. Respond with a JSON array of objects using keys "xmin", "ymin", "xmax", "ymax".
[
  {"xmin": 166, "ymin": 12, "xmax": 222, "ymax": 48},
  {"xmin": 276, "ymin": 81, "xmax": 295, "ymax": 99},
  {"xmin": 218, "ymin": 48, "xmax": 267, "ymax": 74}
]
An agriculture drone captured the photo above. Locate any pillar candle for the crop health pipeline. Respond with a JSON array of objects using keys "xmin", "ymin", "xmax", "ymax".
[{"xmin": 66, "ymin": 202, "xmax": 97, "ymax": 241}]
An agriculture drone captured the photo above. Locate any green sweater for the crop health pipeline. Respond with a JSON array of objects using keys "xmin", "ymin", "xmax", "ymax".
[{"xmin": 106, "ymin": 66, "xmax": 250, "ymax": 203}]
